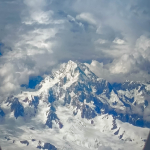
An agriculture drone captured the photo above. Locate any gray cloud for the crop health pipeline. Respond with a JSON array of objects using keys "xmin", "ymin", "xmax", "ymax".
[
  {"xmin": 98, "ymin": 145, "xmax": 112, "ymax": 150},
  {"xmin": 0, "ymin": 0, "xmax": 150, "ymax": 99}
]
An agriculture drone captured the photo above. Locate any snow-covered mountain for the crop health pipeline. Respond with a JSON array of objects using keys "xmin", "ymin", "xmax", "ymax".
[{"xmin": 0, "ymin": 60, "xmax": 150, "ymax": 150}]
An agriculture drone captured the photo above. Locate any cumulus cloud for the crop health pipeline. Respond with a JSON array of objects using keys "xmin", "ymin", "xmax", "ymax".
[
  {"xmin": 136, "ymin": 35, "xmax": 150, "ymax": 57},
  {"xmin": 86, "ymin": 47, "xmax": 150, "ymax": 83},
  {"xmin": 0, "ymin": 0, "xmax": 150, "ymax": 100},
  {"xmin": 113, "ymin": 38, "xmax": 125, "ymax": 45}
]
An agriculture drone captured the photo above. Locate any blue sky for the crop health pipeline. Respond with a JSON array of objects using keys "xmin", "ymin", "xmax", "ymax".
[{"xmin": 0, "ymin": 0, "xmax": 150, "ymax": 99}]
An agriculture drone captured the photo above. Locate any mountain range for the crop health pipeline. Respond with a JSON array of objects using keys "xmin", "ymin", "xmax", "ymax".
[{"xmin": 0, "ymin": 60, "xmax": 150, "ymax": 150}]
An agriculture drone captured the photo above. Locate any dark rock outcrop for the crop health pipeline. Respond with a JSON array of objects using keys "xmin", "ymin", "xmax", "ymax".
[
  {"xmin": 37, "ymin": 142, "xmax": 57, "ymax": 150},
  {"xmin": 11, "ymin": 98, "xmax": 24, "ymax": 119},
  {"xmin": 0, "ymin": 108, "xmax": 5, "ymax": 117},
  {"xmin": 20, "ymin": 140, "xmax": 29, "ymax": 146}
]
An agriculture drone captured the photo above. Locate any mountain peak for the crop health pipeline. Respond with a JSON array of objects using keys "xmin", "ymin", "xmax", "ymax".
[
  {"xmin": 54, "ymin": 60, "xmax": 97, "ymax": 81},
  {"xmin": 67, "ymin": 60, "xmax": 77, "ymax": 65},
  {"xmin": 64, "ymin": 60, "xmax": 78, "ymax": 72}
]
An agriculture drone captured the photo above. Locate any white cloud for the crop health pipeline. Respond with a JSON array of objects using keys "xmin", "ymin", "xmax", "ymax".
[
  {"xmin": 113, "ymin": 38, "xmax": 125, "ymax": 45},
  {"xmin": 67, "ymin": 15, "xmax": 76, "ymax": 22},
  {"xmin": 16, "ymin": 28, "xmax": 57, "ymax": 55},
  {"xmin": 67, "ymin": 15, "xmax": 84, "ymax": 27},
  {"xmin": 23, "ymin": 0, "xmax": 47, "ymax": 8},
  {"xmin": 95, "ymin": 39, "xmax": 108, "ymax": 44},
  {"xmin": 22, "ymin": 0, "xmax": 64, "ymax": 25},
  {"xmin": 22, "ymin": 0, "xmax": 51, "ymax": 25},
  {"xmin": 109, "ymin": 54, "xmax": 135, "ymax": 74},
  {"xmin": 86, "ymin": 52, "xmax": 150, "ymax": 83},
  {"xmin": 0, "ymin": 63, "xmax": 20, "ymax": 97},
  {"xmin": 135, "ymin": 35, "xmax": 150, "ymax": 59},
  {"xmin": 22, "ymin": 10, "xmax": 54, "ymax": 25},
  {"xmin": 0, "ymin": 0, "xmax": 150, "ymax": 99},
  {"xmin": 76, "ymin": 13, "xmax": 97, "ymax": 25}
]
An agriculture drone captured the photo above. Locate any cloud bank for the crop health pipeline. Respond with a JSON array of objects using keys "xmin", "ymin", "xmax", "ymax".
[{"xmin": 0, "ymin": 0, "xmax": 150, "ymax": 99}]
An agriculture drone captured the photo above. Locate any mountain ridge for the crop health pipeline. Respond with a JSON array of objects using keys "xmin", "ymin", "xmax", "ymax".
[
  {"xmin": 1, "ymin": 60, "xmax": 150, "ymax": 127},
  {"xmin": 0, "ymin": 60, "xmax": 150, "ymax": 150}
]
